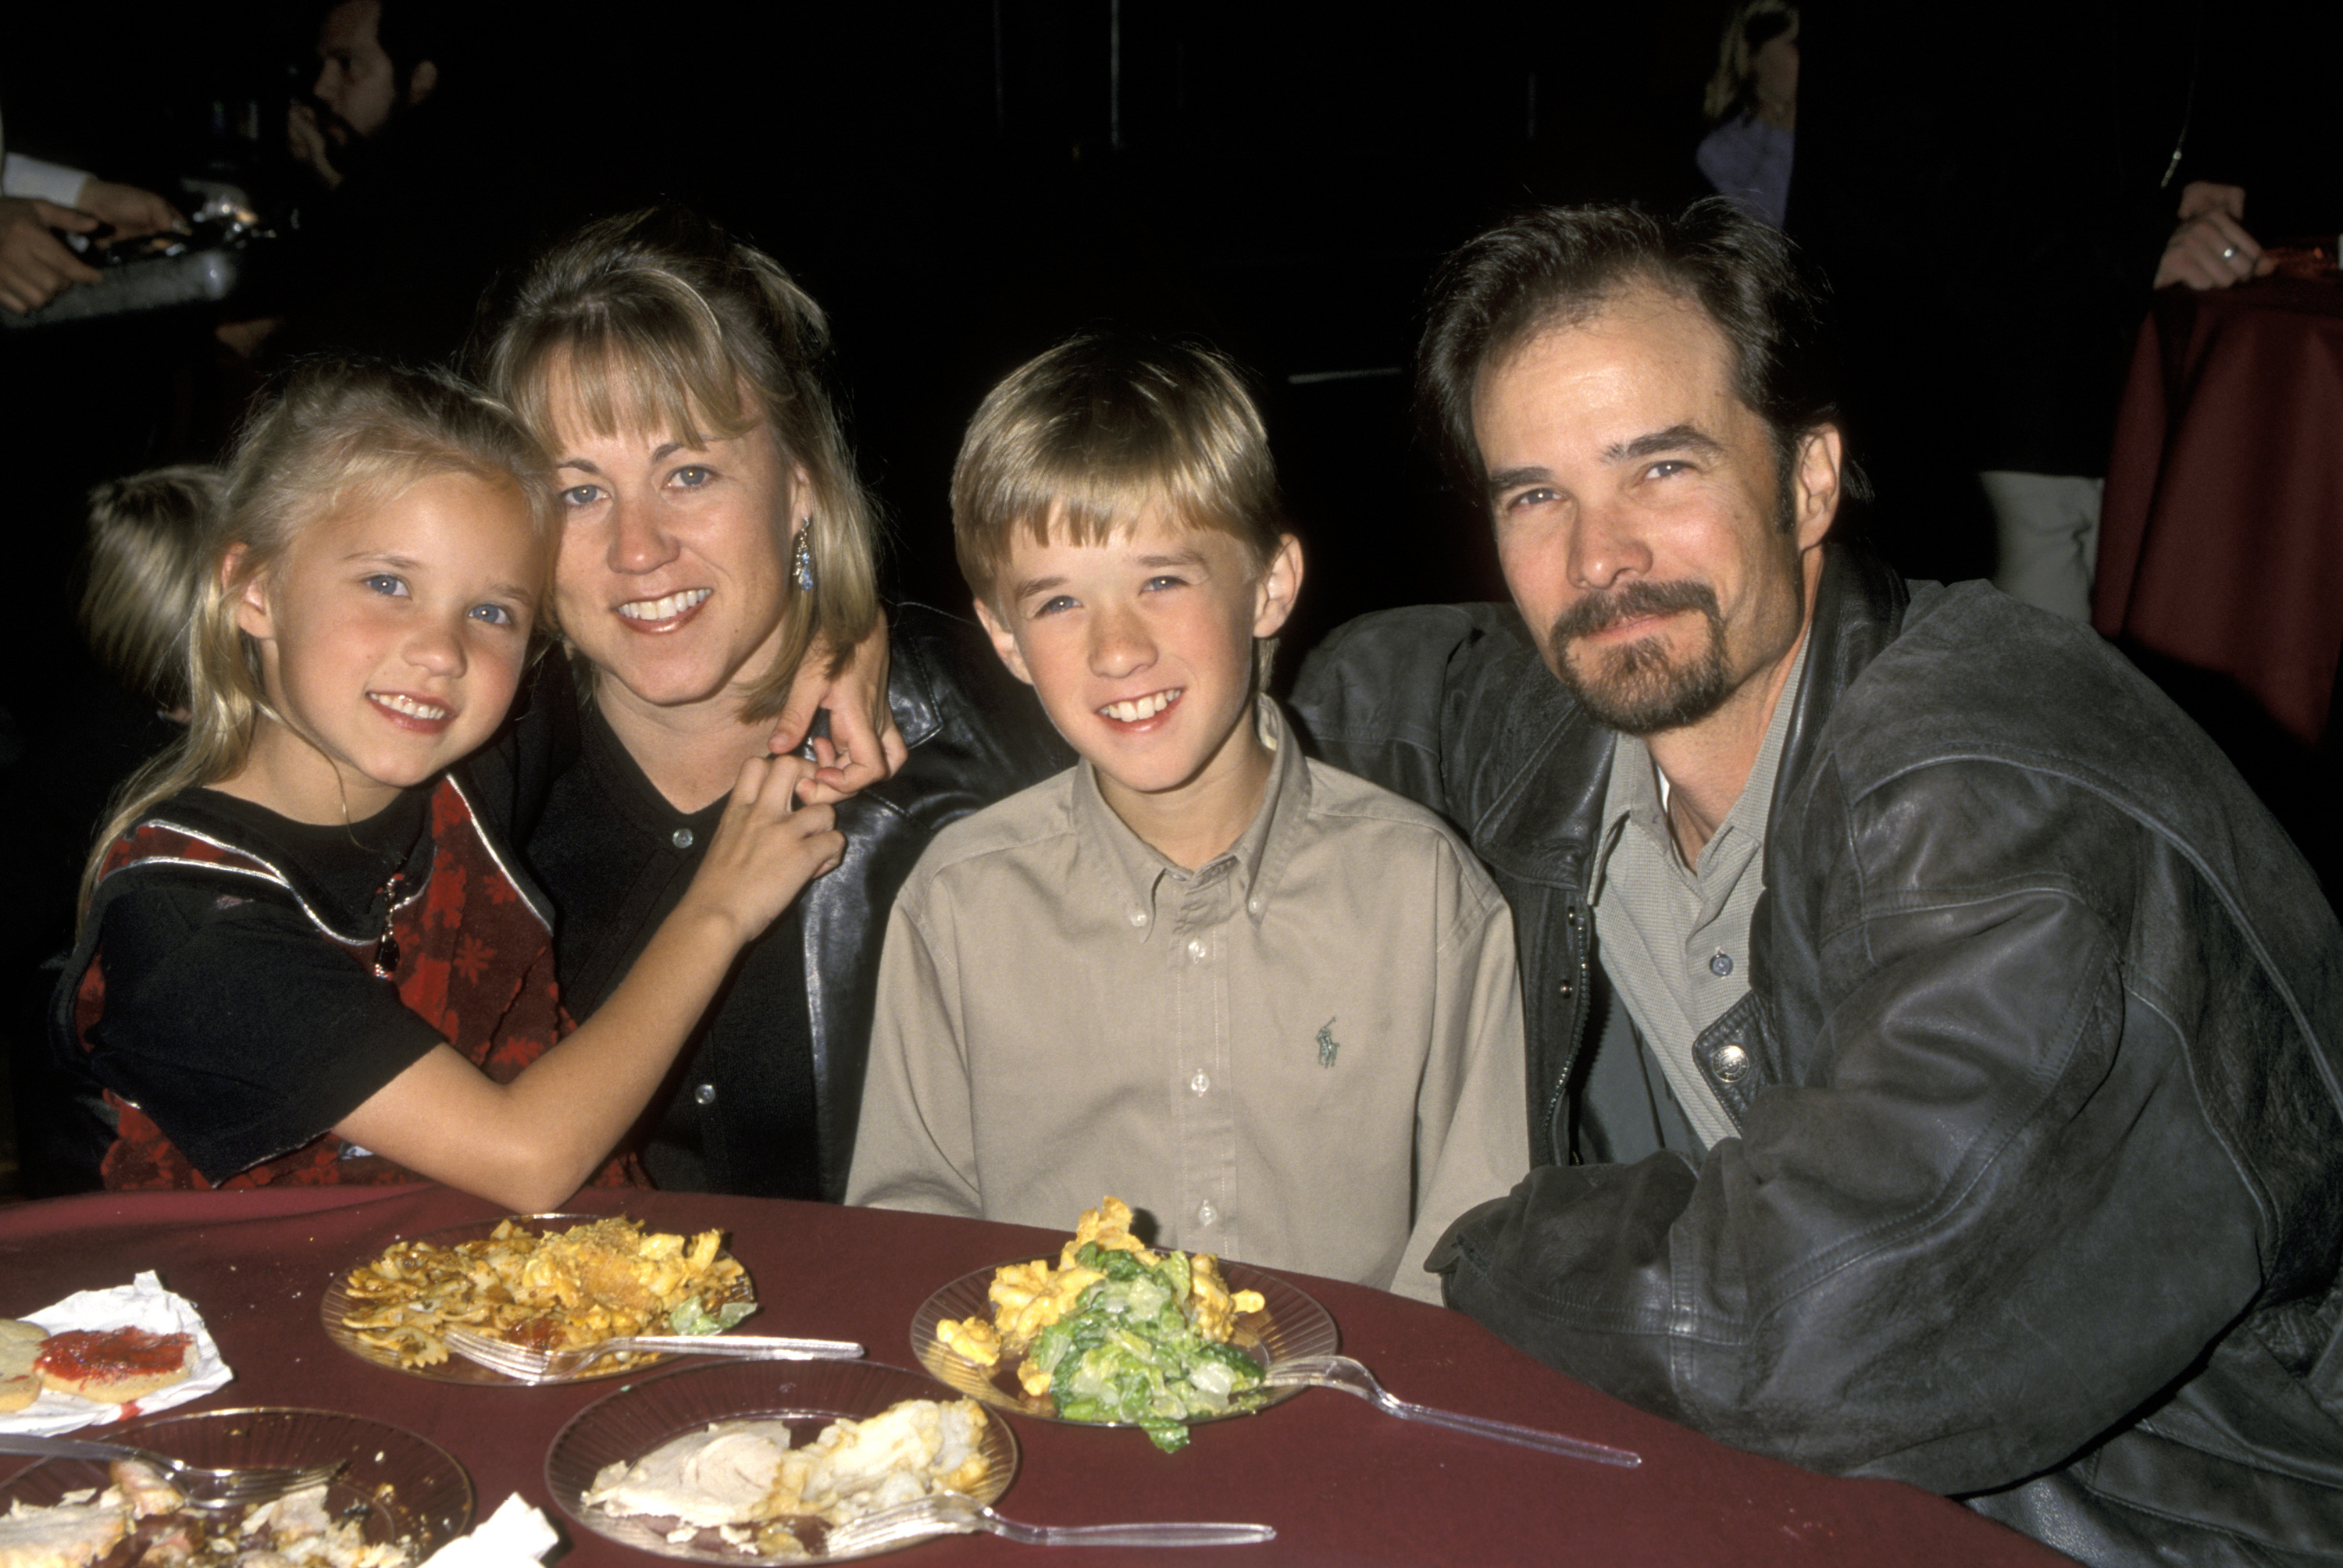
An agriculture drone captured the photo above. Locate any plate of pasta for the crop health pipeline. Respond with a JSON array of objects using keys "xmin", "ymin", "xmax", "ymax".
[{"xmin": 323, "ymin": 1213, "xmax": 756, "ymax": 1385}]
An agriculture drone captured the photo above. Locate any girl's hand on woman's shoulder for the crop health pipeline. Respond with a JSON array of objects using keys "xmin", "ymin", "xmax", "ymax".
[{"xmin": 679, "ymin": 755, "xmax": 847, "ymax": 946}]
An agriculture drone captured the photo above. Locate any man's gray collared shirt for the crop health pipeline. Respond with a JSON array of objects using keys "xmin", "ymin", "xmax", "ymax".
[{"xmin": 1588, "ymin": 634, "xmax": 1812, "ymax": 1150}]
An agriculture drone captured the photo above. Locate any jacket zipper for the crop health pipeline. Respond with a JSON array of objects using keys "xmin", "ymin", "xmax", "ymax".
[{"xmin": 1544, "ymin": 896, "xmax": 1592, "ymax": 1164}]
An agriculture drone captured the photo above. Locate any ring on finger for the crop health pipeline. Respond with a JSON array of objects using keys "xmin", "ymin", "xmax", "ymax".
[{"xmin": 2221, "ymin": 245, "xmax": 2240, "ymax": 261}]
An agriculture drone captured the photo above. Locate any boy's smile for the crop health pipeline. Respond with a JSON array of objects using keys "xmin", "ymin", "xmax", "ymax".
[
  {"xmin": 1100, "ymin": 688, "xmax": 1181, "ymax": 725},
  {"xmin": 977, "ymin": 507, "xmax": 1302, "ymax": 868}
]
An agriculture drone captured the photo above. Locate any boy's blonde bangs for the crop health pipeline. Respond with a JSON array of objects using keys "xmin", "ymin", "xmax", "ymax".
[
  {"xmin": 954, "ymin": 334, "xmax": 1284, "ymax": 609},
  {"xmin": 989, "ymin": 464, "xmax": 1259, "ymax": 597}
]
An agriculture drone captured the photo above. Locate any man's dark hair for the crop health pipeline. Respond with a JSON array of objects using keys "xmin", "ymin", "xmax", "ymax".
[{"xmin": 1418, "ymin": 198, "xmax": 1863, "ymax": 513}]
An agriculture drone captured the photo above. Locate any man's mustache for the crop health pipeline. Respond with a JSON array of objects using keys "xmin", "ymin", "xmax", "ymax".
[{"xmin": 1550, "ymin": 579, "xmax": 1722, "ymax": 644}]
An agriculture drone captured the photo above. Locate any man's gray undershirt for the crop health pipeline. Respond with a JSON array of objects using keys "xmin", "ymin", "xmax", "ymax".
[{"xmin": 1587, "ymin": 632, "xmax": 1813, "ymax": 1153}]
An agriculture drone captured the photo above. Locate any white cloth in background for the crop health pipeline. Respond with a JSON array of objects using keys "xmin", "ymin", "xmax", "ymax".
[{"xmin": 1983, "ymin": 470, "xmax": 2104, "ymax": 624}]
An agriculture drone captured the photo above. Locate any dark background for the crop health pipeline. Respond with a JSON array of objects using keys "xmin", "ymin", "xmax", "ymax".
[{"xmin": 4, "ymin": 0, "xmax": 1739, "ymax": 668}]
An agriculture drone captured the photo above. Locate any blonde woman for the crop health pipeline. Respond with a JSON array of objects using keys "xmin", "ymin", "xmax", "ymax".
[{"xmin": 467, "ymin": 207, "xmax": 1067, "ymax": 1200}]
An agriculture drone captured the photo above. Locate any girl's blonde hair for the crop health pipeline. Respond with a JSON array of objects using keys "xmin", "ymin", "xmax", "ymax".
[
  {"xmin": 473, "ymin": 205, "xmax": 883, "ymax": 719},
  {"xmin": 78, "ymin": 359, "xmax": 554, "ymax": 919},
  {"xmin": 1704, "ymin": 0, "xmax": 1799, "ymax": 121}
]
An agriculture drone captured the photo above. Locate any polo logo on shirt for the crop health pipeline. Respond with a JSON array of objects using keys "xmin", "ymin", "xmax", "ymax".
[{"xmin": 1316, "ymin": 1019, "xmax": 1341, "ymax": 1067}]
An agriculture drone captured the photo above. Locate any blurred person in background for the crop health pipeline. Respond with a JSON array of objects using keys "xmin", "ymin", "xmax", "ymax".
[
  {"xmin": 220, "ymin": 0, "xmax": 515, "ymax": 366},
  {"xmin": 9, "ymin": 467, "xmax": 219, "ymax": 1191},
  {"xmin": 287, "ymin": 0, "xmax": 440, "ymax": 192},
  {"xmin": 75, "ymin": 465, "xmax": 217, "ymax": 726},
  {"xmin": 1695, "ymin": 1, "xmax": 1797, "ymax": 230}
]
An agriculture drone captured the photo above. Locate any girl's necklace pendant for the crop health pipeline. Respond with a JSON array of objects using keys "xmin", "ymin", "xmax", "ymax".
[{"xmin": 372, "ymin": 871, "xmax": 414, "ymax": 979}]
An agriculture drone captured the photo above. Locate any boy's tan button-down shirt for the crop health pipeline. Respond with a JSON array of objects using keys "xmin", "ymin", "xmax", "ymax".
[{"xmin": 847, "ymin": 701, "xmax": 1528, "ymax": 1303}]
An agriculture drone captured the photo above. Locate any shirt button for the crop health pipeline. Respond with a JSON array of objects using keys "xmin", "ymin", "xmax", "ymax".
[
  {"xmin": 1710, "ymin": 950, "xmax": 1733, "ymax": 977},
  {"xmin": 672, "ymin": 827, "xmax": 696, "ymax": 850},
  {"xmin": 1189, "ymin": 1071, "xmax": 1210, "ymax": 1096},
  {"xmin": 1196, "ymin": 1201, "xmax": 1217, "ymax": 1226},
  {"xmin": 1247, "ymin": 897, "xmax": 1261, "ymax": 915},
  {"xmin": 1712, "ymin": 1043, "xmax": 1749, "ymax": 1082},
  {"xmin": 693, "ymin": 1082, "xmax": 718, "ymax": 1105},
  {"xmin": 1187, "ymin": 938, "xmax": 1207, "ymax": 960},
  {"xmin": 1129, "ymin": 909, "xmax": 1148, "ymax": 928}
]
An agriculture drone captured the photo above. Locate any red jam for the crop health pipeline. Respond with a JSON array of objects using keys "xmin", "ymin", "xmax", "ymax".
[{"xmin": 33, "ymin": 1327, "xmax": 192, "ymax": 1383}]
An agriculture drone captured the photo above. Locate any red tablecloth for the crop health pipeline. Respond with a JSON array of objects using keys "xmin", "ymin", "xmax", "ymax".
[
  {"xmin": 2094, "ymin": 275, "xmax": 2343, "ymax": 747},
  {"xmin": 0, "ymin": 1185, "xmax": 2071, "ymax": 1566}
]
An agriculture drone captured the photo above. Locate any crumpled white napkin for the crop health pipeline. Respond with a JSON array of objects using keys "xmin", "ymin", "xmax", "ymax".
[
  {"xmin": 1, "ymin": 1270, "xmax": 232, "ymax": 1436},
  {"xmin": 418, "ymin": 1494, "xmax": 561, "ymax": 1568}
]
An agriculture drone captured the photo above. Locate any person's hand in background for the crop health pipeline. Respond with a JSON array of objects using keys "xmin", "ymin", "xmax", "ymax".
[
  {"xmin": 0, "ymin": 196, "xmax": 101, "ymax": 312},
  {"xmin": 73, "ymin": 178, "xmax": 183, "ymax": 239},
  {"xmin": 2154, "ymin": 182, "xmax": 2276, "ymax": 290}
]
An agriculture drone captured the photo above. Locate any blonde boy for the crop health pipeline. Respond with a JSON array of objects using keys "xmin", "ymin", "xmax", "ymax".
[{"xmin": 847, "ymin": 336, "xmax": 1525, "ymax": 1303}]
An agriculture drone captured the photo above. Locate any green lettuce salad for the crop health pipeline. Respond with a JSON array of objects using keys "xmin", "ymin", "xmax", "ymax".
[
  {"xmin": 665, "ymin": 1298, "xmax": 757, "ymax": 1335},
  {"xmin": 1025, "ymin": 1242, "xmax": 1266, "ymax": 1452}
]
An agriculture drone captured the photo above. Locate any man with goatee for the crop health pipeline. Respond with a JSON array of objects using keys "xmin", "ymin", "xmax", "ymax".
[{"xmin": 1292, "ymin": 198, "xmax": 2343, "ymax": 1568}]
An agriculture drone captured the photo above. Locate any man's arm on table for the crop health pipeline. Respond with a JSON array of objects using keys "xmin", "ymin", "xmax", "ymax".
[{"xmin": 1429, "ymin": 763, "xmax": 2271, "ymax": 1495}]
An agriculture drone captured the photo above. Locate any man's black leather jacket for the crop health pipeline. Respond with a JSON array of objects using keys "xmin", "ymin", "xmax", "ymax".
[{"xmin": 1290, "ymin": 545, "xmax": 2343, "ymax": 1564}]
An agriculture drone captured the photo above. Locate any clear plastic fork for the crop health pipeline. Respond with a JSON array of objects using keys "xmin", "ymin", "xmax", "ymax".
[
  {"xmin": 0, "ymin": 1434, "xmax": 348, "ymax": 1509},
  {"xmin": 820, "ymin": 1491, "xmax": 1275, "ymax": 1554},
  {"xmin": 1260, "ymin": 1354, "xmax": 1642, "ymax": 1466},
  {"xmin": 440, "ymin": 1326, "xmax": 864, "ymax": 1383}
]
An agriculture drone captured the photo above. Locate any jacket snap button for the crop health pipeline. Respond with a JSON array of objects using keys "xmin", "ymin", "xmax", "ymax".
[
  {"xmin": 1557, "ymin": 979, "xmax": 1574, "ymax": 997},
  {"xmin": 1712, "ymin": 1042, "xmax": 1749, "ymax": 1082}
]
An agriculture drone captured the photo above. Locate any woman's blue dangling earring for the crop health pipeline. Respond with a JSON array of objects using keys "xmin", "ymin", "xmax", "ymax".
[{"xmin": 793, "ymin": 519, "xmax": 815, "ymax": 593}]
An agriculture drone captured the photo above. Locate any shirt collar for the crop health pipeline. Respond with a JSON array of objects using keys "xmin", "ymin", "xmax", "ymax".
[
  {"xmin": 1591, "ymin": 628, "xmax": 1813, "ymax": 896},
  {"xmin": 1072, "ymin": 696, "xmax": 1307, "ymax": 937}
]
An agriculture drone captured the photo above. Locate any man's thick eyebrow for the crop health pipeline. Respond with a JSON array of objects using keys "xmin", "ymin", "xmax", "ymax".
[
  {"xmin": 1605, "ymin": 424, "xmax": 1725, "ymax": 463},
  {"xmin": 1485, "ymin": 465, "xmax": 1554, "ymax": 500}
]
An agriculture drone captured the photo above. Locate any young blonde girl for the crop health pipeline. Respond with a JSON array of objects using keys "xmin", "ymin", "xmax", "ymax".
[{"xmin": 47, "ymin": 360, "xmax": 842, "ymax": 1210}]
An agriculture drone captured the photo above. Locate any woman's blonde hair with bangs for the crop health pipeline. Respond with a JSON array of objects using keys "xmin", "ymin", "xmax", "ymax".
[
  {"xmin": 78, "ymin": 360, "xmax": 553, "ymax": 920},
  {"xmin": 473, "ymin": 205, "xmax": 882, "ymax": 720},
  {"xmin": 951, "ymin": 333, "xmax": 1285, "ymax": 615}
]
